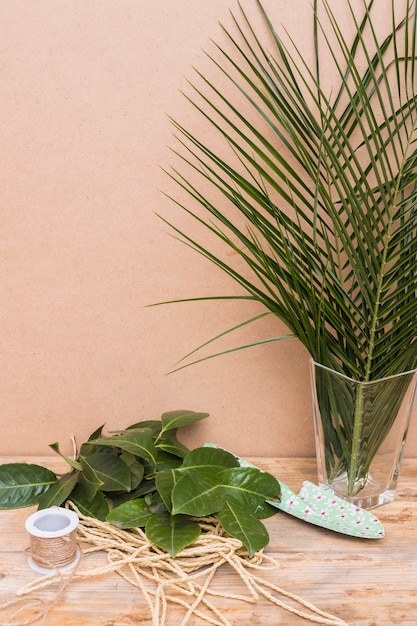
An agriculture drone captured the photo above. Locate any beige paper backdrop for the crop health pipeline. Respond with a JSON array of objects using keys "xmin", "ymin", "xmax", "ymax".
[{"xmin": 1, "ymin": 0, "xmax": 415, "ymax": 459}]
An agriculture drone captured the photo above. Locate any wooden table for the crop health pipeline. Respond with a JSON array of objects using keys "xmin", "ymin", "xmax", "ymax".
[{"xmin": 0, "ymin": 456, "xmax": 416, "ymax": 626}]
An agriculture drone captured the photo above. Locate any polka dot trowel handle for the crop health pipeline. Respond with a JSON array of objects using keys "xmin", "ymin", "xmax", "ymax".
[{"xmin": 271, "ymin": 480, "xmax": 385, "ymax": 539}]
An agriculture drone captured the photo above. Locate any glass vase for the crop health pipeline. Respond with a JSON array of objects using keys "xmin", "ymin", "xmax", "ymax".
[{"xmin": 309, "ymin": 359, "xmax": 417, "ymax": 509}]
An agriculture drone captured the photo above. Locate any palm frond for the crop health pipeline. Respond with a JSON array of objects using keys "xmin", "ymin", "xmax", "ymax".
[
  {"xmin": 163, "ymin": 0, "xmax": 417, "ymax": 492},
  {"xmin": 165, "ymin": 0, "xmax": 417, "ymax": 381}
]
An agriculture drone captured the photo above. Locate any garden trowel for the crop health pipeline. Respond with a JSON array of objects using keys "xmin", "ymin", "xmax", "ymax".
[{"xmin": 267, "ymin": 479, "xmax": 385, "ymax": 539}]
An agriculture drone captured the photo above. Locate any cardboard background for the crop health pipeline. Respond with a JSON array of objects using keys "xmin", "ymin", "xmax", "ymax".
[{"xmin": 1, "ymin": 0, "xmax": 415, "ymax": 459}]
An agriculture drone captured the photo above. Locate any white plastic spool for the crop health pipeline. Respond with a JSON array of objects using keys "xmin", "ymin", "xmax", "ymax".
[{"xmin": 25, "ymin": 507, "xmax": 80, "ymax": 574}]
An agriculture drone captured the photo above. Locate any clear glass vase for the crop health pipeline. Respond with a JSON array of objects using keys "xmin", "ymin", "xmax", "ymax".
[{"xmin": 310, "ymin": 359, "xmax": 417, "ymax": 509}]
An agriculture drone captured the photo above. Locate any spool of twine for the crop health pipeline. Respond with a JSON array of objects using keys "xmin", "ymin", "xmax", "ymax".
[{"xmin": 25, "ymin": 507, "xmax": 80, "ymax": 574}]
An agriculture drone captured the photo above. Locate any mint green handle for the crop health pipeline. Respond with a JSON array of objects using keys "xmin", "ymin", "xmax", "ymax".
[{"xmin": 271, "ymin": 480, "xmax": 385, "ymax": 539}]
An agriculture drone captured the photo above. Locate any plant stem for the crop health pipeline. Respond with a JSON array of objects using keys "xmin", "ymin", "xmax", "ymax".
[{"xmin": 347, "ymin": 383, "xmax": 365, "ymax": 496}]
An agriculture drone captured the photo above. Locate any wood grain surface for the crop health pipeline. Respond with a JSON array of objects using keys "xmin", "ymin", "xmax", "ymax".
[{"xmin": 0, "ymin": 456, "xmax": 416, "ymax": 625}]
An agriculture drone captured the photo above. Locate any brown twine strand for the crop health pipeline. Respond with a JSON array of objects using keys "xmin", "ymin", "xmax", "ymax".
[
  {"xmin": 0, "ymin": 553, "xmax": 81, "ymax": 626},
  {"xmin": 0, "ymin": 598, "xmax": 46, "ymax": 626},
  {"xmin": 29, "ymin": 531, "xmax": 78, "ymax": 571},
  {"xmin": 5, "ymin": 503, "xmax": 349, "ymax": 626}
]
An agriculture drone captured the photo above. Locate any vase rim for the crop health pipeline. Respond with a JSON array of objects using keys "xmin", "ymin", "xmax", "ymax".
[{"xmin": 309, "ymin": 358, "xmax": 417, "ymax": 385}]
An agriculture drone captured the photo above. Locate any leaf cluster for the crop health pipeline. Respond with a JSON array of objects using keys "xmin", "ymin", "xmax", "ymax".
[
  {"xmin": 163, "ymin": 0, "xmax": 417, "ymax": 383},
  {"xmin": 0, "ymin": 411, "xmax": 280, "ymax": 557}
]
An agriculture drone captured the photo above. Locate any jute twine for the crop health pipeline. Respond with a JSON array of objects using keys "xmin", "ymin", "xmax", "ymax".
[
  {"xmin": 29, "ymin": 532, "xmax": 78, "ymax": 571},
  {"xmin": 1, "ymin": 503, "xmax": 348, "ymax": 626},
  {"xmin": 0, "ymin": 560, "xmax": 77, "ymax": 626}
]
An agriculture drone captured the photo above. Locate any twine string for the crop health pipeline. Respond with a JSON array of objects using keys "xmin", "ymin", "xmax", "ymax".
[
  {"xmin": 0, "ymin": 557, "xmax": 80, "ymax": 626},
  {"xmin": 7, "ymin": 504, "xmax": 348, "ymax": 626},
  {"xmin": 29, "ymin": 531, "xmax": 78, "ymax": 571},
  {"xmin": 0, "ymin": 530, "xmax": 82, "ymax": 626}
]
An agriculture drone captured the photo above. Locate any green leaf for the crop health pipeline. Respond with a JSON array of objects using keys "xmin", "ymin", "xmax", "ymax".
[
  {"xmin": 155, "ymin": 449, "xmax": 184, "ymax": 471},
  {"xmin": 252, "ymin": 501, "xmax": 280, "ymax": 519},
  {"xmin": 155, "ymin": 469, "xmax": 179, "ymax": 510},
  {"xmin": 106, "ymin": 498, "xmax": 152, "ymax": 529},
  {"xmin": 79, "ymin": 424, "xmax": 106, "ymax": 456},
  {"xmin": 78, "ymin": 457, "xmax": 104, "ymax": 501},
  {"xmin": 37, "ymin": 471, "xmax": 79, "ymax": 510},
  {"xmin": 140, "ymin": 450, "xmax": 183, "ymax": 477},
  {"xmin": 157, "ymin": 432, "xmax": 190, "ymax": 458},
  {"xmin": 49, "ymin": 442, "xmax": 82, "ymax": 471},
  {"xmin": 171, "ymin": 465, "xmax": 280, "ymax": 518},
  {"xmin": 83, "ymin": 451, "xmax": 134, "ymax": 492},
  {"xmin": 70, "ymin": 484, "xmax": 109, "ymax": 521},
  {"xmin": 119, "ymin": 451, "xmax": 145, "ymax": 490},
  {"xmin": 160, "ymin": 410, "xmax": 209, "ymax": 434},
  {"xmin": 216, "ymin": 501, "xmax": 269, "ymax": 557},
  {"xmin": 180, "ymin": 446, "xmax": 240, "ymax": 472},
  {"xmin": 126, "ymin": 420, "xmax": 162, "ymax": 436},
  {"xmin": 84, "ymin": 428, "xmax": 157, "ymax": 467},
  {"xmin": 87, "ymin": 424, "xmax": 106, "ymax": 440},
  {"xmin": 130, "ymin": 479, "xmax": 156, "ymax": 497},
  {"xmin": 218, "ymin": 467, "xmax": 281, "ymax": 514},
  {"xmin": 144, "ymin": 491, "xmax": 167, "ymax": 515},
  {"xmin": 171, "ymin": 473, "xmax": 224, "ymax": 516},
  {"xmin": 145, "ymin": 511, "xmax": 201, "ymax": 557},
  {"xmin": 0, "ymin": 464, "xmax": 57, "ymax": 509},
  {"xmin": 111, "ymin": 479, "xmax": 156, "ymax": 507}
]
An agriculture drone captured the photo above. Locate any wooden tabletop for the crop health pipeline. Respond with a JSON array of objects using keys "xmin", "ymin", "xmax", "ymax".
[{"xmin": 0, "ymin": 456, "xmax": 416, "ymax": 626}]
